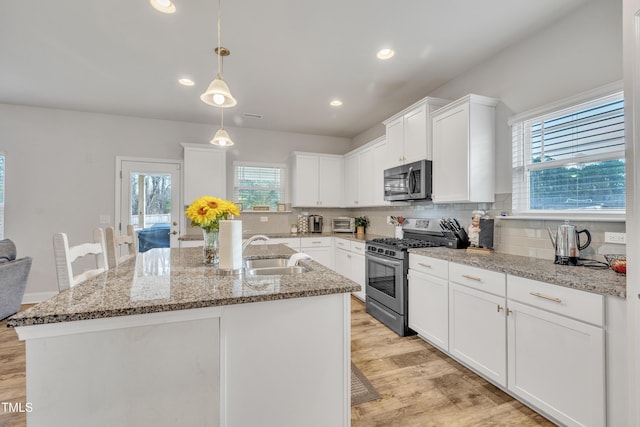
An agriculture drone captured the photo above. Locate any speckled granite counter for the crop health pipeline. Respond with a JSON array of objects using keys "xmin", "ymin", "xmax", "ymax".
[
  {"xmin": 409, "ymin": 247, "xmax": 626, "ymax": 298},
  {"xmin": 8, "ymin": 244, "xmax": 360, "ymax": 327}
]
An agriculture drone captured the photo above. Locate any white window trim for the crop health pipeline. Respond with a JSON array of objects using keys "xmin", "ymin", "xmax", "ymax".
[
  {"xmin": 233, "ymin": 161, "xmax": 287, "ymax": 210},
  {"xmin": 509, "ymin": 81, "xmax": 626, "ymax": 221}
]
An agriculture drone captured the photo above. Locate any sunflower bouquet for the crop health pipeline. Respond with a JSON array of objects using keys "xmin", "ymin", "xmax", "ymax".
[{"xmin": 185, "ymin": 196, "xmax": 241, "ymax": 232}]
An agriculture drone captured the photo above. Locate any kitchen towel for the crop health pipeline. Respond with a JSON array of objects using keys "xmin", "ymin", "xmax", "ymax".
[{"xmin": 219, "ymin": 220, "xmax": 242, "ymax": 271}]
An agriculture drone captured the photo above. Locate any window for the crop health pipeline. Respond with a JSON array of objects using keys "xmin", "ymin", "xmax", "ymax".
[
  {"xmin": 511, "ymin": 89, "xmax": 625, "ymax": 214},
  {"xmin": 233, "ymin": 162, "xmax": 286, "ymax": 211}
]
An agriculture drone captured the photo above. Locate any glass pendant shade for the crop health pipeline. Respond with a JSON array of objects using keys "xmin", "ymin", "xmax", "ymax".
[
  {"xmin": 200, "ymin": 74, "xmax": 237, "ymax": 108},
  {"xmin": 210, "ymin": 127, "xmax": 234, "ymax": 146}
]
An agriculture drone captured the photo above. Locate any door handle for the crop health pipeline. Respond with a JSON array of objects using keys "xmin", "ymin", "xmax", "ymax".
[{"xmin": 171, "ymin": 230, "xmax": 178, "ymax": 235}]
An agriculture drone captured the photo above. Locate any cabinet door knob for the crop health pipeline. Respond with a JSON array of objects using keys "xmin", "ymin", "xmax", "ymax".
[
  {"xmin": 497, "ymin": 304, "xmax": 503, "ymax": 312},
  {"xmin": 506, "ymin": 308, "xmax": 513, "ymax": 316}
]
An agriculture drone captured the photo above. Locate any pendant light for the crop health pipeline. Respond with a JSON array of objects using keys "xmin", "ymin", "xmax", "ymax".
[
  {"xmin": 200, "ymin": 0, "xmax": 237, "ymax": 108},
  {"xmin": 210, "ymin": 108, "xmax": 234, "ymax": 146}
]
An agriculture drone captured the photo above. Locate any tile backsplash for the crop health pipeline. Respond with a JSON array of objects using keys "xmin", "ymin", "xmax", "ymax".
[{"xmin": 188, "ymin": 193, "xmax": 626, "ymax": 263}]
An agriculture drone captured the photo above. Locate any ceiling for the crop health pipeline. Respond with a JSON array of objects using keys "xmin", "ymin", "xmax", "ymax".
[{"xmin": 0, "ymin": 0, "xmax": 590, "ymax": 139}]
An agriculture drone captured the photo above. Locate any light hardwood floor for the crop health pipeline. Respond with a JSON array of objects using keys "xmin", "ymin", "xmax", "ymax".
[
  {"xmin": 351, "ymin": 297, "xmax": 555, "ymax": 426},
  {"xmin": 1, "ymin": 300, "xmax": 555, "ymax": 426}
]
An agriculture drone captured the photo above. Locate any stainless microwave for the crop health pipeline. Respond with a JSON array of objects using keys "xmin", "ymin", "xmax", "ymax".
[
  {"xmin": 383, "ymin": 159, "xmax": 432, "ymax": 201},
  {"xmin": 332, "ymin": 217, "xmax": 355, "ymax": 233}
]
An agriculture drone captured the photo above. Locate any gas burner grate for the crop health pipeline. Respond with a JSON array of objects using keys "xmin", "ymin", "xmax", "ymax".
[{"xmin": 369, "ymin": 238, "xmax": 440, "ymax": 249}]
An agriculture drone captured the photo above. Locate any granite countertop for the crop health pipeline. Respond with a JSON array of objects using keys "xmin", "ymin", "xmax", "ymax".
[
  {"xmin": 7, "ymin": 244, "xmax": 360, "ymax": 327},
  {"xmin": 409, "ymin": 247, "xmax": 626, "ymax": 298}
]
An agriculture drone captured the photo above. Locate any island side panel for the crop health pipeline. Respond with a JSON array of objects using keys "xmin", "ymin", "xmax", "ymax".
[
  {"xmin": 220, "ymin": 293, "xmax": 351, "ymax": 427},
  {"xmin": 22, "ymin": 314, "xmax": 221, "ymax": 427}
]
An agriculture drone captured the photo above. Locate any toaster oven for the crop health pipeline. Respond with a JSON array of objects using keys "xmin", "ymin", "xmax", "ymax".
[{"xmin": 332, "ymin": 217, "xmax": 355, "ymax": 233}]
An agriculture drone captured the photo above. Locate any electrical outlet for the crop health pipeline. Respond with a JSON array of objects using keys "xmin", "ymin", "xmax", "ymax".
[
  {"xmin": 604, "ymin": 232, "xmax": 626, "ymax": 244},
  {"xmin": 260, "ymin": 216, "xmax": 269, "ymax": 222}
]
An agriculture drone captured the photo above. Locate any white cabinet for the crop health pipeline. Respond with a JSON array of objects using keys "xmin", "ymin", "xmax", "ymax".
[
  {"xmin": 334, "ymin": 238, "xmax": 366, "ymax": 300},
  {"xmin": 343, "ymin": 153, "xmax": 360, "ymax": 207},
  {"xmin": 343, "ymin": 137, "xmax": 389, "ymax": 207},
  {"xmin": 507, "ymin": 276, "xmax": 605, "ymax": 427},
  {"xmin": 265, "ymin": 237, "xmax": 301, "ymax": 251},
  {"xmin": 407, "ymin": 254, "xmax": 449, "ymax": 351},
  {"xmin": 290, "ymin": 153, "xmax": 343, "ymax": 207},
  {"xmin": 448, "ymin": 263, "xmax": 507, "ymax": 387},
  {"xmin": 383, "ymin": 97, "xmax": 449, "ymax": 168},
  {"xmin": 182, "ymin": 143, "xmax": 226, "ymax": 205},
  {"xmin": 431, "ymin": 94, "xmax": 498, "ymax": 203},
  {"xmin": 300, "ymin": 236, "xmax": 333, "ymax": 269}
]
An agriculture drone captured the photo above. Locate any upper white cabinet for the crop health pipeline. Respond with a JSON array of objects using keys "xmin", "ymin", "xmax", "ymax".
[
  {"xmin": 182, "ymin": 143, "xmax": 227, "ymax": 205},
  {"xmin": 343, "ymin": 137, "xmax": 389, "ymax": 207},
  {"xmin": 431, "ymin": 94, "xmax": 498, "ymax": 203},
  {"xmin": 383, "ymin": 97, "xmax": 449, "ymax": 168},
  {"xmin": 290, "ymin": 153, "xmax": 343, "ymax": 207}
]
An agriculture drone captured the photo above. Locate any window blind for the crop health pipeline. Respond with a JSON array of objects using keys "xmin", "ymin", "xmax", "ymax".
[
  {"xmin": 512, "ymin": 92, "xmax": 625, "ymax": 212},
  {"xmin": 233, "ymin": 162, "xmax": 286, "ymax": 210}
]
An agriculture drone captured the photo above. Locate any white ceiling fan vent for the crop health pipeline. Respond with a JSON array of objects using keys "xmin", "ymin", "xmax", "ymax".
[{"xmin": 242, "ymin": 113, "xmax": 263, "ymax": 119}]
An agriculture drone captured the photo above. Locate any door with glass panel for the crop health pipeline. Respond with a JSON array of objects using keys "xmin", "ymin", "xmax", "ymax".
[{"xmin": 118, "ymin": 159, "xmax": 181, "ymax": 250}]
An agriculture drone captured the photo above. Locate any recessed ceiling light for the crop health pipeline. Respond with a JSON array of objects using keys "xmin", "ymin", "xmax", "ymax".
[
  {"xmin": 330, "ymin": 100, "xmax": 343, "ymax": 107},
  {"xmin": 178, "ymin": 78, "xmax": 194, "ymax": 86},
  {"xmin": 376, "ymin": 48, "xmax": 395, "ymax": 60},
  {"xmin": 150, "ymin": 0, "xmax": 176, "ymax": 14}
]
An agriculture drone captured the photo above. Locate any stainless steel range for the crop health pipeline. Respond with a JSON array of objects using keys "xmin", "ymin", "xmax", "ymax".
[{"xmin": 365, "ymin": 218, "xmax": 469, "ymax": 336}]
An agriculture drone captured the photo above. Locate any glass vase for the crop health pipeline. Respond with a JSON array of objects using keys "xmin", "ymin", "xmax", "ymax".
[{"xmin": 203, "ymin": 229, "xmax": 219, "ymax": 265}]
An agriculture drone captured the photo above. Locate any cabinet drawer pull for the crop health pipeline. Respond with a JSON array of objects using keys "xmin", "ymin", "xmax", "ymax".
[
  {"xmin": 530, "ymin": 292, "xmax": 562, "ymax": 303},
  {"xmin": 462, "ymin": 274, "xmax": 482, "ymax": 282},
  {"xmin": 311, "ymin": 241, "xmax": 322, "ymax": 244},
  {"xmin": 347, "ymin": 255, "xmax": 352, "ymax": 259},
  {"xmin": 417, "ymin": 262, "xmax": 432, "ymax": 269}
]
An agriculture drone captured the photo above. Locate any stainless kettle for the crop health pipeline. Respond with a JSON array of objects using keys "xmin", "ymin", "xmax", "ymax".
[{"xmin": 547, "ymin": 221, "xmax": 591, "ymax": 265}]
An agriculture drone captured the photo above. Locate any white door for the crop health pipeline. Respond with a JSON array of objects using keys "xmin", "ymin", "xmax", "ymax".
[
  {"xmin": 448, "ymin": 282, "xmax": 507, "ymax": 387},
  {"xmin": 408, "ymin": 270, "xmax": 449, "ymax": 352},
  {"xmin": 117, "ymin": 158, "xmax": 181, "ymax": 248},
  {"xmin": 507, "ymin": 300, "xmax": 605, "ymax": 427}
]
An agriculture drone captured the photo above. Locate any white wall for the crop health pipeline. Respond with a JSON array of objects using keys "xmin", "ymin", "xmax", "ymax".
[
  {"xmin": 623, "ymin": 0, "xmax": 640, "ymax": 424},
  {"xmin": 0, "ymin": 104, "xmax": 349, "ymax": 297}
]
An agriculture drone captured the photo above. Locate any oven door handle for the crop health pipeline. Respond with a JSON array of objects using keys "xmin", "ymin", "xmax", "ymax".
[{"xmin": 366, "ymin": 251, "xmax": 403, "ymax": 267}]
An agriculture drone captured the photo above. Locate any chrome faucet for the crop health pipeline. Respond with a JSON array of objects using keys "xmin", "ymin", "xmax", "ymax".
[{"xmin": 242, "ymin": 235, "xmax": 270, "ymax": 253}]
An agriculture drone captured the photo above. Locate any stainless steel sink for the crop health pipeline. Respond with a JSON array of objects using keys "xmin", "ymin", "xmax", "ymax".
[
  {"xmin": 245, "ymin": 266, "xmax": 309, "ymax": 276},
  {"xmin": 244, "ymin": 258, "xmax": 289, "ymax": 269}
]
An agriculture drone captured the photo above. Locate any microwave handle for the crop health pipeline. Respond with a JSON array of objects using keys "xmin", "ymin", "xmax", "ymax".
[{"xmin": 407, "ymin": 167, "xmax": 416, "ymax": 197}]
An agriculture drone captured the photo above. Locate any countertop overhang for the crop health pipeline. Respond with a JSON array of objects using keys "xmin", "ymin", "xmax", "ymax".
[{"xmin": 8, "ymin": 244, "xmax": 361, "ymax": 327}]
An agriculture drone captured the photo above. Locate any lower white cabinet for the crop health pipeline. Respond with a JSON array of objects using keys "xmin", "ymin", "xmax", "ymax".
[
  {"xmin": 334, "ymin": 238, "xmax": 365, "ymax": 300},
  {"xmin": 408, "ymin": 254, "xmax": 607, "ymax": 426},
  {"xmin": 407, "ymin": 255, "xmax": 449, "ymax": 351},
  {"xmin": 449, "ymin": 282, "xmax": 507, "ymax": 387},
  {"xmin": 507, "ymin": 277, "xmax": 605, "ymax": 427},
  {"xmin": 300, "ymin": 237, "xmax": 333, "ymax": 269}
]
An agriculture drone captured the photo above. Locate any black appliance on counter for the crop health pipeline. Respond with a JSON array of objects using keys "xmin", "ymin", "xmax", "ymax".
[
  {"xmin": 365, "ymin": 218, "xmax": 469, "ymax": 336},
  {"xmin": 383, "ymin": 159, "xmax": 432, "ymax": 201}
]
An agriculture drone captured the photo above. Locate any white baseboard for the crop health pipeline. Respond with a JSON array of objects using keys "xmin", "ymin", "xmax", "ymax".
[{"xmin": 22, "ymin": 291, "xmax": 58, "ymax": 304}]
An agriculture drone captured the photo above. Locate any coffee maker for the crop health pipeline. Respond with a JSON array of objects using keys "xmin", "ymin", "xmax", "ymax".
[{"xmin": 308, "ymin": 215, "xmax": 323, "ymax": 233}]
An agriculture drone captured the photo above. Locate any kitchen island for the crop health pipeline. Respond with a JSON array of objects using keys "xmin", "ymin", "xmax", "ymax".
[{"xmin": 8, "ymin": 244, "xmax": 359, "ymax": 427}]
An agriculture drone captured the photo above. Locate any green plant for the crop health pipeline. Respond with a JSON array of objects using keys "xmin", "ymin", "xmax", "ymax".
[{"xmin": 355, "ymin": 216, "xmax": 370, "ymax": 228}]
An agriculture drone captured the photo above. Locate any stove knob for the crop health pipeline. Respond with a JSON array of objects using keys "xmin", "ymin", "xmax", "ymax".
[
  {"xmin": 390, "ymin": 250, "xmax": 396, "ymax": 257},
  {"xmin": 378, "ymin": 248, "xmax": 384, "ymax": 253}
]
